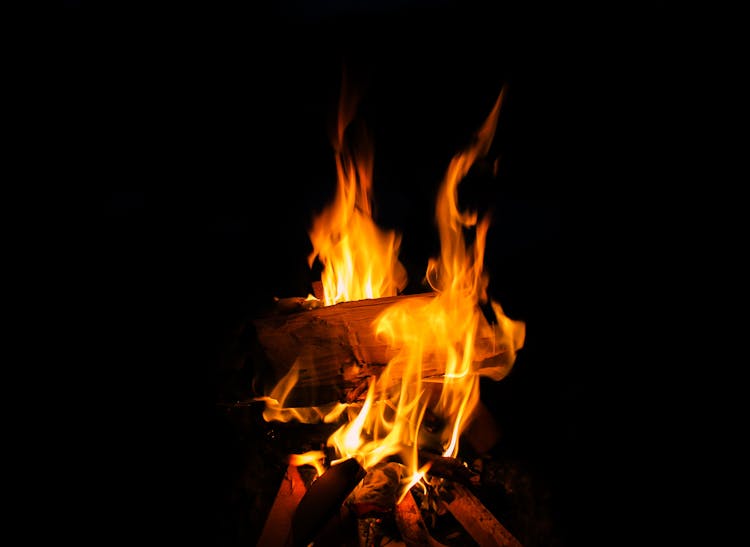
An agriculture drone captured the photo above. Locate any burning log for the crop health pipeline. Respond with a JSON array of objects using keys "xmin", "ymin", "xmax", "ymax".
[
  {"xmin": 258, "ymin": 457, "xmax": 520, "ymax": 547},
  {"xmin": 344, "ymin": 461, "xmax": 451, "ymax": 547},
  {"xmin": 395, "ymin": 491, "xmax": 442, "ymax": 547},
  {"xmin": 290, "ymin": 457, "xmax": 365, "ymax": 547},
  {"xmin": 443, "ymin": 482, "xmax": 522, "ymax": 547},
  {"xmin": 417, "ymin": 452, "xmax": 479, "ymax": 486},
  {"xmin": 345, "ymin": 461, "xmax": 405, "ymax": 545},
  {"xmin": 256, "ymin": 464, "xmax": 308, "ymax": 547},
  {"xmin": 253, "ymin": 292, "xmax": 522, "ymax": 406}
]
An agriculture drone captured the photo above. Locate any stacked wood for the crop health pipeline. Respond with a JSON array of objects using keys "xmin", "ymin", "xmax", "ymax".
[{"xmin": 258, "ymin": 464, "xmax": 522, "ymax": 547}]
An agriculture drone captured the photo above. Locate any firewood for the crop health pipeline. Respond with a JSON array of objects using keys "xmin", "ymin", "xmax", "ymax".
[
  {"xmin": 396, "ymin": 490, "xmax": 446, "ymax": 547},
  {"xmin": 443, "ymin": 482, "xmax": 522, "ymax": 547},
  {"xmin": 252, "ymin": 292, "xmax": 522, "ymax": 407},
  {"xmin": 417, "ymin": 453, "xmax": 479, "ymax": 486},
  {"xmin": 290, "ymin": 458, "xmax": 366, "ymax": 547},
  {"xmin": 257, "ymin": 464, "xmax": 308, "ymax": 547}
]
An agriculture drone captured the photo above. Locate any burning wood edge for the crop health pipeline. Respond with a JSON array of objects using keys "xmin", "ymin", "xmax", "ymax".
[
  {"xmin": 418, "ymin": 452, "xmax": 480, "ymax": 486},
  {"xmin": 345, "ymin": 461, "xmax": 449, "ymax": 547},
  {"xmin": 256, "ymin": 464, "xmax": 308, "ymax": 547},
  {"xmin": 396, "ymin": 490, "xmax": 449, "ymax": 547},
  {"xmin": 290, "ymin": 458, "xmax": 366, "ymax": 547},
  {"xmin": 253, "ymin": 292, "xmax": 523, "ymax": 407},
  {"xmin": 444, "ymin": 482, "xmax": 523, "ymax": 547},
  {"xmin": 261, "ymin": 458, "xmax": 520, "ymax": 547}
]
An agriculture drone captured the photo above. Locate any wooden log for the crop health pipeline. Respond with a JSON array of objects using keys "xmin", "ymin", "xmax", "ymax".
[
  {"xmin": 257, "ymin": 464, "xmax": 308, "ymax": 547},
  {"xmin": 290, "ymin": 458, "xmax": 366, "ymax": 547},
  {"xmin": 252, "ymin": 293, "xmax": 523, "ymax": 406},
  {"xmin": 417, "ymin": 453, "xmax": 479, "ymax": 486},
  {"xmin": 396, "ymin": 490, "xmax": 449, "ymax": 547},
  {"xmin": 443, "ymin": 483, "xmax": 522, "ymax": 547}
]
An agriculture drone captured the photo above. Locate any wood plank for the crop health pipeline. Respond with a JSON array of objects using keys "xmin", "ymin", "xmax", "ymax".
[
  {"xmin": 257, "ymin": 464, "xmax": 308, "ymax": 547},
  {"xmin": 444, "ymin": 483, "xmax": 522, "ymax": 547}
]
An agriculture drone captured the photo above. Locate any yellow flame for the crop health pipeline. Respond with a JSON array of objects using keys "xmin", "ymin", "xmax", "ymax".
[
  {"xmin": 307, "ymin": 83, "xmax": 407, "ymax": 306},
  {"xmin": 326, "ymin": 87, "xmax": 522, "ymax": 496},
  {"xmin": 329, "ymin": 378, "xmax": 376, "ymax": 460},
  {"xmin": 397, "ymin": 461, "xmax": 432, "ymax": 505},
  {"xmin": 261, "ymin": 88, "xmax": 525, "ymax": 502},
  {"xmin": 254, "ymin": 360, "xmax": 348, "ymax": 424},
  {"xmin": 289, "ymin": 450, "xmax": 327, "ymax": 478}
]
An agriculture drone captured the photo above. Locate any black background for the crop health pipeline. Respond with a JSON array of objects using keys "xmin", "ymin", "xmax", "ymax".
[{"xmin": 63, "ymin": 1, "xmax": 629, "ymax": 545}]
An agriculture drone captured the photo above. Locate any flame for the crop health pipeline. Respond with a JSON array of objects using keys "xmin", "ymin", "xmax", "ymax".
[
  {"xmin": 397, "ymin": 461, "xmax": 432, "ymax": 505},
  {"xmin": 289, "ymin": 450, "xmax": 327, "ymax": 478},
  {"xmin": 328, "ymin": 377, "xmax": 376, "ymax": 462},
  {"xmin": 325, "ymin": 86, "xmax": 523, "ymax": 495},
  {"xmin": 254, "ymin": 359, "xmax": 348, "ymax": 424},
  {"xmin": 260, "ymin": 87, "xmax": 525, "ymax": 502},
  {"xmin": 307, "ymin": 81, "xmax": 407, "ymax": 306}
]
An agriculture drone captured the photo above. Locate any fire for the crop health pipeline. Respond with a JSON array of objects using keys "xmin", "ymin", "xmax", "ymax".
[
  {"xmin": 289, "ymin": 450, "xmax": 327, "ymax": 479},
  {"xmin": 397, "ymin": 461, "xmax": 432, "ymax": 505},
  {"xmin": 260, "ymin": 87, "xmax": 525, "ymax": 502},
  {"xmin": 307, "ymin": 81, "xmax": 407, "ymax": 306},
  {"xmin": 254, "ymin": 359, "xmax": 348, "ymax": 424},
  {"xmin": 329, "ymin": 378, "xmax": 376, "ymax": 461}
]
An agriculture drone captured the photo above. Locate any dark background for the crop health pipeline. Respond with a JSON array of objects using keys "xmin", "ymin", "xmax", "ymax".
[{"xmin": 65, "ymin": 2, "xmax": 609, "ymax": 546}]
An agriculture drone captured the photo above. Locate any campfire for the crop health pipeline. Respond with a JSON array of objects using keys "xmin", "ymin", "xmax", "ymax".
[{"xmin": 243, "ymin": 80, "xmax": 526, "ymax": 547}]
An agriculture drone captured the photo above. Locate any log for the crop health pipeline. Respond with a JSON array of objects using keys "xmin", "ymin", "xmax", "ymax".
[
  {"xmin": 417, "ymin": 453, "xmax": 479, "ymax": 486},
  {"xmin": 257, "ymin": 465, "xmax": 308, "ymax": 547},
  {"xmin": 252, "ymin": 292, "xmax": 523, "ymax": 406},
  {"xmin": 290, "ymin": 458, "xmax": 366, "ymax": 547},
  {"xmin": 396, "ymin": 491, "xmax": 449, "ymax": 547},
  {"xmin": 443, "ymin": 483, "xmax": 522, "ymax": 547}
]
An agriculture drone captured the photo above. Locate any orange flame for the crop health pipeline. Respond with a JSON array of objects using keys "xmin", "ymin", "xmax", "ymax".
[
  {"xmin": 397, "ymin": 461, "xmax": 432, "ymax": 505},
  {"xmin": 324, "ymin": 87, "xmax": 524, "ymax": 495},
  {"xmin": 328, "ymin": 377, "xmax": 376, "ymax": 463},
  {"xmin": 289, "ymin": 450, "xmax": 327, "ymax": 478},
  {"xmin": 254, "ymin": 359, "xmax": 348, "ymax": 424},
  {"xmin": 260, "ymin": 87, "xmax": 525, "ymax": 501},
  {"xmin": 307, "ymin": 81, "xmax": 407, "ymax": 306}
]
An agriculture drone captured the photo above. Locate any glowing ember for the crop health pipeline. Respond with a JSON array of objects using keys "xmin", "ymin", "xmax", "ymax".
[
  {"xmin": 260, "ymin": 87, "xmax": 525, "ymax": 503},
  {"xmin": 307, "ymin": 81, "xmax": 407, "ymax": 306}
]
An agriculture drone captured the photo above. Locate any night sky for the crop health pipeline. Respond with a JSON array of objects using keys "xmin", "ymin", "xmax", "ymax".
[{"xmin": 70, "ymin": 2, "xmax": 611, "ymax": 545}]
